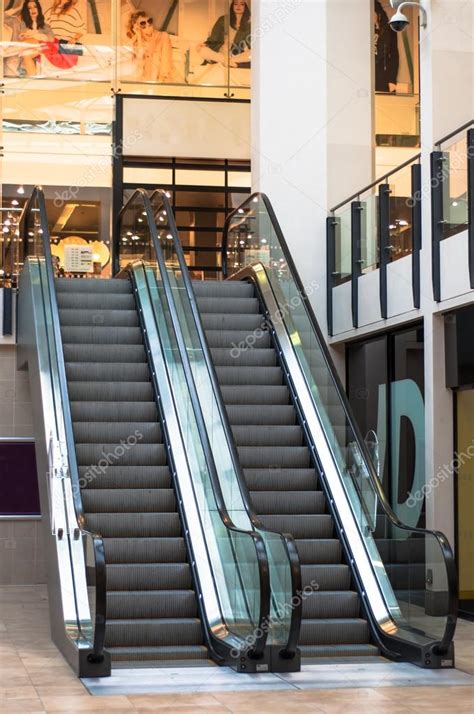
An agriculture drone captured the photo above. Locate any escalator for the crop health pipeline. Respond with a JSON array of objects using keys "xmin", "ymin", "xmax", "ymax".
[
  {"xmin": 152, "ymin": 190, "xmax": 458, "ymax": 668},
  {"xmin": 16, "ymin": 187, "xmax": 300, "ymax": 676}
]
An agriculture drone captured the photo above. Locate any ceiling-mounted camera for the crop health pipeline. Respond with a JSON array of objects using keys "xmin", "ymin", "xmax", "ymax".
[{"xmin": 389, "ymin": 1, "xmax": 427, "ymax": 32}]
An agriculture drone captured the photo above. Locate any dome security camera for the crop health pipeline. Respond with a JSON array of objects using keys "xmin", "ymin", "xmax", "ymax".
[
  {"xmin": 389, "ymin": 8, "xmax": 410, "ymax": 32},
  {"xmin": 389, "ymin": 1, "xmax": 427, "ymax": 32}
]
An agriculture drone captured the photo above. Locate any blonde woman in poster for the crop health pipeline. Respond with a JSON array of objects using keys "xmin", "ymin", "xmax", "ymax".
[{"xmin": 126, "ymin": 10, "xmax": 177, "ymax": 83}]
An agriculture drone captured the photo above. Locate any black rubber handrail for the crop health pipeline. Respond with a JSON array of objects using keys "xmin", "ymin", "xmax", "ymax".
[
  {"xmin": 435, "ymin": 119, "xmax": 473, "ymax": 148},
  {"xmin": 20, "ymin": 187, "xmax": 107, "ymax": 663},
  {"xmin": 116, "ymin": 189, "xmax": 272, "ymax": 660},
  {"xmin": 222, "ymin": 192, "xmax": 458, "ymax": 656},
  {"xmin": 329, "ymin": 153, "xmax": 421, "ymax": 213},
  {"xmin": 149, "ymin": 188, "xmax": 303, "ymax": 659}
]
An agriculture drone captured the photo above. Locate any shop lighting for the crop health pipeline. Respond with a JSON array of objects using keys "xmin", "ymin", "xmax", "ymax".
[
  {"xmin": 17, "ymin": 186, "xmax": 25, "ymax": 195},
  {"xmin": 452, "ymin": 201, "xmax": 458, "ymax": 207},
  {"xmin": 11, "ymin": 199, "xmax": 19, "ymax": 206}
]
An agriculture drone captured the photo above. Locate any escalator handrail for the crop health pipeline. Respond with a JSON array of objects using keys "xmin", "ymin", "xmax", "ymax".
[
  {"xmin": 20, "ymin": 186, "xmax": 107, "ymax": 661},
  {"xmin": 222, "ymin": 192, "xmax": 458, "ymax": 653},
  {"xmin": 149, "ymin": 188, "xmax": 303, "ymax": 659},
  {"xmin": 116, "ymin": 189, "xmax": 271, "ymax": 658}
]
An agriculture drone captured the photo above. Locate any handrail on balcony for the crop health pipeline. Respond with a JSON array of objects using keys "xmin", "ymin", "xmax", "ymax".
[{"xmin": 435, "ymin": 119, "xmax": 474, "ymax": 148}]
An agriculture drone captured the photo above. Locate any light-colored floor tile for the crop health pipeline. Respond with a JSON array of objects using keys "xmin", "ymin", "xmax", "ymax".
[{"xmin": 39, "ymin": 695, "xmax": 134, "ymax": 711}]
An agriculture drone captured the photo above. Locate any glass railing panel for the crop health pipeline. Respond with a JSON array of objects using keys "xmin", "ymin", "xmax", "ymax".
[
  {"xmin": 333, "ymin": 204, "xmax": 352, "ymax": 285},
  {"xmin": 225, "ymin": 194, "xmax": 455, "ymax": 649},
  {"xmin": 147, "ymin": 190, "xmax": 296, "ymax": 649},
  {"xmin": 442, "ymin": 135, "xmax": 469, "ymax": 240},
  {"xmin": 388, "ymin": 162, "xmax": 415, "ymax": 261},
  {"xmin": 360, "ymin": 189, "xmax": 379, "ymax": 273}
]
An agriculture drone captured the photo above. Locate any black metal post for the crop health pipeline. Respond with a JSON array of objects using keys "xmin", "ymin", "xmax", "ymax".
[
  {"xmin": 378, "ymin": 183, "xmax": 391, "ymax": 319},
  {"xmin": 431, "ymin": 151, "xmax": 445, "ymax": 302},
  {"xmin": 2, "ymin": 287, "xmax": 12, "ymax": 336},
  {"xmin": 411, "ymin": 163, "xmax": 422, "ymax": 308},
  {"xmin": 326, "ymin": 216, "xmax": 336, "ymax": 336},
  {"xmin": 467, "ymin": 128, "xmax": 474, "ymax": 289},
  {"xmin": 351, "ymin": 201, "xmax": 362, "ymax": 329}
]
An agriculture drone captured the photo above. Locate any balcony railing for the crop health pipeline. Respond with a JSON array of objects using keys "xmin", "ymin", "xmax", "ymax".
[
  {"xmin": 431, "ymin": 121, "xmax": 474, "ymax": 301},
  {"xmin": 327, "ymin": 154, "xmax": 421, "ymax": 335}
]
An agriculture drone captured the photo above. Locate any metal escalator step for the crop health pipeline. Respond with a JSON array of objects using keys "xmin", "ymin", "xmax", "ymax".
[
  {"xmin": 71, "ymin": 401, "xmax": 157, "ymax": 422},
  {"xmin": 68, "ymin": 382, "xmax": 153, "ymax": 402},
  {"xmin": 195, "ymin": 297, "xmax": 259, "ymax": 314},
  {"xmin": 76, "ymin": 443, "xmax": 166, "ymax": 467},
  {"xmin": 295, "ymin": 539, "xmax": 342, "ymax": 564},
  {"xmin": 103, "ymin": 537, "xmax": 186, "ymax": 564},
  {"xmin": 258, "ymin": 514, "xmax": 333, "ymax": 539},
  {"xmin": 86, "ymin": 513, "xmax": 181, "ymax": 538},
  {"xmin": 64, "ymin": 343, "xmax": 146, "ymax": 363},
  {"xmin": 299, "ymin": 618, "xmax": 370, "ymax": 645},
  {"xmin": 79, "ymin": 465, "xmax": 170, "ymax": 490},
  {"xmin": 233, "ymin": 425, "xmax": 303, "ymax": 447},
  {"xmin": 82, "ymin": 488, "xmax": 176, "ymax": 514},
  {"xmin": 221, "ymin": 385, "xmax": 289, "ymax": 405},
  {"xmin": 244, "ymin": 468, "xmax": 317, "ymax": 491},
  {"xmin": 192, "ymin": 280, "xmax": 254, "ymax": 298},
  {"xmin": 210, "ymin": 347, "xmax": 277, "ymax": 367},
  {"xmin": 106, "ymin": 563, "xmax": 192, "ymax": 591},
  {"xmin": 59, "ymin": 309, "xmax": 139, "ymax": 327},
  {"xmin": 60, "ymin": 326, "xmax": 143, "ymax": 345},
  {"xmin": 108, "ymin": 645, "xmax": 209, "ymax": 662},
  {"xmin": 251, "ymin": 490, "xmax": 325, "ymax": 515},
  {"xmin": 216, "ymin": 366, "xmax": 283, "ymax": 386},
  {"xmin": 107, "ymin": 591, "xmax": 198, "ymax": 619},
  {"xmin": 238, "ymin": 446, "xmax": 310, "ymax": 468},
  {"xmin": 302, "ymin": 591, "xmax": 360, "ymax": 619},
  {"xmin": 57, "ymin": 292, "xmax": 136, "ymax": 311},
  {"xmin": 66, "ymin": 362, "xmax": 150, "ymax": 383},
  {"xmin": 299, "ymin": 643, "xmax": 379, "ymax": 659},
  {"xmin": 227, "ymin": 405, "xmax": 295, "ymax": 425},
  {"xmin": 204, "ymin": 329, "xmax": 270, "ymax": 349},
  {"xmin": 55, "ymin": 278, "xmax": 132, "ymax": 293},
  {"xmin": 301, "ymin": 564, "xmax": 351, "ymax": 590},
  {"xmin": 73, "ymin": 422, "xmax": 161, "ymax": 444},
  {"xmin": 201, "ymin": 313, "xmax": 264, "ymax": 332}
]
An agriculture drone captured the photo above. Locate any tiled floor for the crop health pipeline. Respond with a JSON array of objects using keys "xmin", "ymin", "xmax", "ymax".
[{"xmin": 1, "ymin": 586, "xmax": 473, "ymax": 713}]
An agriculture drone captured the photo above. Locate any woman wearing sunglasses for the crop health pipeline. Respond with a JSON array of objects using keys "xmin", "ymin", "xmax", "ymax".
[{"xmin": 126, "ymin": 10, "xmax": 176, "ymax": 83}]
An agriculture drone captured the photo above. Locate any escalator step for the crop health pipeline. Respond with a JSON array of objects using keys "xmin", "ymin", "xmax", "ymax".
[
  {"xmin": 60, "ymin": 326, "xmax": 143, "ymax": 345},
  {"xmin": 107, "ymin": 645, "xmax": 209, "ymax": 662},
  {"xmin": 66, "ymin": 362, "xmax": 151, "ymax": 383},
  {"xmin": 78, "ymin": 465, "xmax": 171, "ymax": 490},
  {"xmin": 106, "ymin": 563, "xmax": 192, "ymax": 591},
  {"xmin": 59, "ymin": 309, "xmax": 139, "ymax": 327},
  {"xmin": 233, "ymin": 425, "xmax": 303, "ymax": 446},
  {"xmin": 301, "ymin": 564, "xmax": 351, "ymax": 591},
  {"xmin": 86, "ymin": 512, "xmax": 181, "ymax": 538},
  {"xmin": 76, "ymin": 443, "xmax": 166, "ymax": 467},
  {"xmin": 244, "ymin": 468, "xmax": 317, "ymax": 491},
  {"xmin": 221, "ymin": 385, "xmax": 289, "ymax": 405},
  {"xmin": 73, "ymin": 422, "xmax": 161, "ymax": 444},
  {"xmin": 107, "ymin": 591, "xmax": 198, "ymax": 619},
  {"xmin": 103, "ymin": 537, "xmax": 186, "ymax": 564},
  {"xmin": 55, "ymin": 277, "xmax": 132, "ymax": 293},
  {"xmin": 238, "ymin": 446, "xmax": 310, "ymax": 468},
  {"xmin": 204, "ymin": 329, "xmax": 270, "ymax": 349},
  {"xmin": 196, "ymin": 297, "xmax": 259, "ymax": 314},
  {"xmin": 259, "ymin": 514, "xmax": 333, "ymax": 539},
  {"xmin": 302, "ymin": 591, "xmax": 360, "ymax": 619},
  {"xmin": 216, "ymin": 366, "xmax": 283, "ymax": 386},
  {"xmin": 71, "ymin": 401, "xmax": 157, "ymax": 422},
  {"xmin": 192, "ymin": 280, "xmax": 254, "ymax": 298},
  {"xmin": 68, "ymin": 382, "xmax": 153, "ymax": 402},
  {"xmin": 299, "ymin": 618, "xmax": 370, "ymax": 645},
  {"xmin": 57, "ymin": 292, "xmax": 136, "ymax": 311},
  {"xmin": 63, "ymin": 343, "xmax": 146, "ymax": 363},
  {"xmin": 82, "ymin": 488, "xmax": 175, "ymax": 514},
  {"xmin": 251, "ymin": 490, "xmax": 325, "ymax": 515},
  {"xmin": 295, "ymin": 539, "xmax": 342, "ymax": 564},
  {"xmin": 210, "ymin": 347, "xmax": 277, "ymax": 367},
  {"xmin": 227, "ymin": 405, "xmax": 295, "ymax": 426},
  {"xmin": 201, "ymin": 313, "xmax": 264, "ymax": 332}
]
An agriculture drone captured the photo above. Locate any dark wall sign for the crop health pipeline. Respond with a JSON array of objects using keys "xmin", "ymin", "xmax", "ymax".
[{"xmin": 0, "ymin": 441, "xmax": 40, "ymax": 516}]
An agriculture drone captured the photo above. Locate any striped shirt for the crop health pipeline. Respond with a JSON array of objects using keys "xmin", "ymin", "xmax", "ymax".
[{"xmin": 44, "ymin": 7, "xmax": 86, "ymax": 42}]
